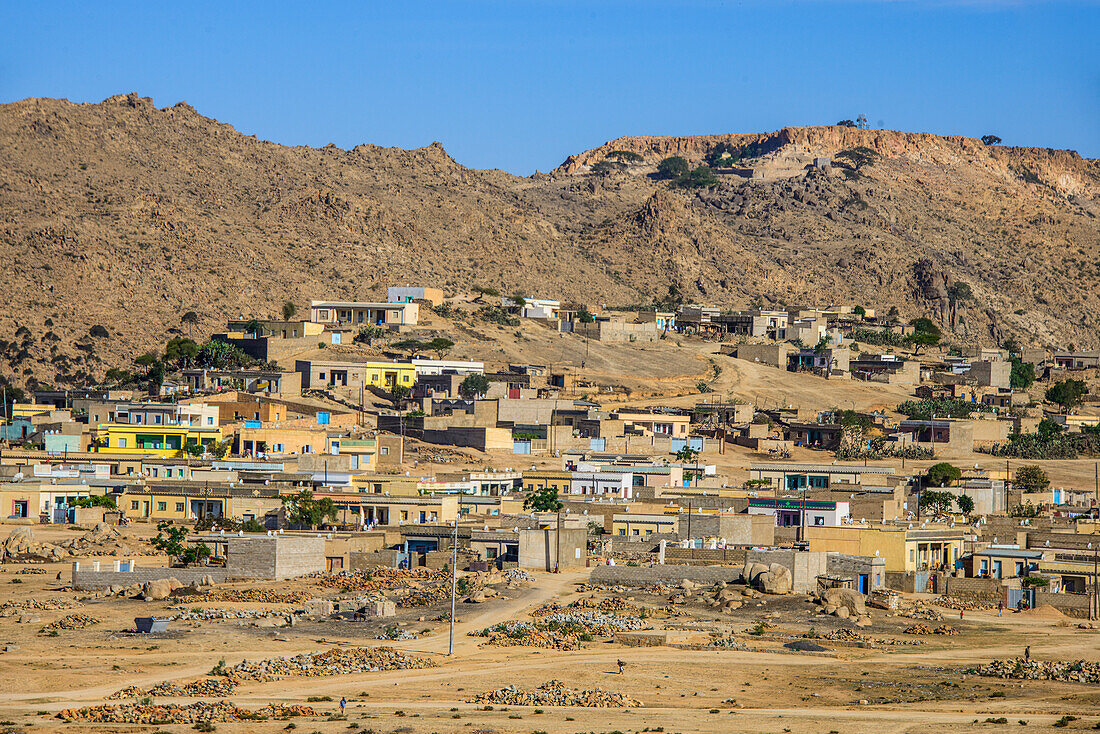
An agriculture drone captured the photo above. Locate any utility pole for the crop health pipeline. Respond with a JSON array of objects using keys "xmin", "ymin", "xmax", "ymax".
[
  {"xmin": 555, "ymin": 506, "xmax": 562, "ymax": 573},
  {"xmin": 449, "ymin": 519, "xmax": 457, "ymax": 654}
]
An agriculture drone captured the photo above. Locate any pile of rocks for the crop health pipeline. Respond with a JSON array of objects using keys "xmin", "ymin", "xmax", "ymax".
[
  {"xmin": 40, "ymin": 613, "xmax": 100, "ymax": 633},
  {"xmin": 400, "ymin": 584, "xmax": 450, "ymax": 607},
  {"xmin": 167, "ymin": 606, "xmax": 297, "ymax": 621},
  {"xmin": 900, "ymin": 602, "xmax": 944, "ymax": 622},
  {"xmin": 502, "ymin": 568, "xmax": 535, "ymax": 583},
  {"xmin": 1, "ymin": 523, "xmax": 146, "ymax": 563},
  {"xmin": 199, "ymin": 588, "xmax": 313, "ymax": 604},
  {"xmin": 1, "ymin": 597, "xmax": 82, "ymax": 612},
  {"xmin": 312, "ymin": 568, "xmax": 444, "ymax": 592},
  {"xmin": 59, "ymin": 701, "xmax": 314, "ymax": 723},
  {"xmin": 474, "ymin": 609, "xmax": 648, "ymax": 650},
  {"xmin": 108, "ymin": 678, "xmax": 236, "ymax": 699},
  {"xmin": 470, "ymin": 680, "xmax": 642, "ymax": 708},
  {"xmin": 970, "ymin": 658, "xmax": 1100, "ymax": 684},
  {"xmin": 221, "ymin": 646, "xmax": 436, "ymax": 682},
  {"xmin": 936, "ymin": 597, "xmax": 995, "ymax": 612},
  {"xmin": 17, "ymin": 567, "xmax": 47, "ymax": 574},
  {"xmin": 668, "ymin": 580, "xmax": 756, "ymax": 610},
  {"xmin": 904, "ymin": 624, "xmax": 958, "ymax": 635},
  {"xmin": 817, "ymin": 628, "xmax": 923, "ymax": 646}
]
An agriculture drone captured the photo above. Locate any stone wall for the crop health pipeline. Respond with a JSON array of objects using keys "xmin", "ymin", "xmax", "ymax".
[
  {"xmin": 1036, "ymin": 590, "xmax": 1092, "ymax": 619},
  {"xmin": 589, "ymin": 563, "xmax": 743, "ymax": 587},
  {"xmin": 663, "ymin": 547, "xmax": 747, "ymax": 566},
  {"xmin": 72, "ymin": 563, "xmax": 228, "ymax": 591},
  {"xmin": 943, "ymin": 576, "xmax": 1002, "ymax": 602}
]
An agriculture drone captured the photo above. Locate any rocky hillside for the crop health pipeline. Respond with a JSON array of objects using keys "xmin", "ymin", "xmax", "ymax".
[{"xmin": 1, "ymin": 94, "xmax": 1097, "ymax": 389}]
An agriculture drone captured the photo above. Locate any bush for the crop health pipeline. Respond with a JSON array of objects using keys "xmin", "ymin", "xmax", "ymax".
[
  {"xmin": 656, "ymin": 156, "xmax": 690, "ymax": 179},
  {"xmin": 897, "ymin": 398, "xmax": 991, "ymax": 421},
  {"xmin": 670, "ymin": 165, "xmax": 719, "ymax": 189}
]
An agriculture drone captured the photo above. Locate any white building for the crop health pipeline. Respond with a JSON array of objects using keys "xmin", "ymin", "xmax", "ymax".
[
  {"xmin": 502, "ymin": 296, "xmax": 561, "ymax": 320},
  {"xmin": 411, "ymin": 359, "xmax": 484, "ymax": 377},
  {"xmin": 748, "ymin": 498, "xmax": 850, "ymax": 527},
  {"xmin": 569, "ymin": 471, "xmax": 634, "ymax": 499}
]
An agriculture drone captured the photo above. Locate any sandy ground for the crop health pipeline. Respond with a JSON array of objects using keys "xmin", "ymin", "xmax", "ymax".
[{"xmin": 1, "ymin": 530, "xmax": 1099, "ymax": 734}]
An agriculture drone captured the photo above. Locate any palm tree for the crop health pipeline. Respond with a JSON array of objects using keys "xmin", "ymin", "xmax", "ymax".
[{"xmin": 181, "ymin": 311, "xmax": 199, "ymax": 337}]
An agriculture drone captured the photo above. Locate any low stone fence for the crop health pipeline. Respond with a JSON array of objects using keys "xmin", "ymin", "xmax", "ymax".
[
  {"xmin": 943, "ymin": 576, "xmax": 1001, "ymax": 602},
  {"xmin": 71, "ymin": 561, "xmax": 228, "ymax": 590},
  {"xmin": 663, "ymin": 547, "xmax": 747, "ymax": 566},
  {"xmin": 589, "ymin": 563, "xmax": 742, "ymax": 587}
]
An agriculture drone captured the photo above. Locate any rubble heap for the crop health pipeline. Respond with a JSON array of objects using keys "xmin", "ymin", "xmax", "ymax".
[
  {"xmin": 474, "ymin": 610, "xmax": 648, "ymax": 650},
  {"xmin": 108, "ymin": 678, "xmax": 237, "ymax": 699},
  {"xmin": 199, "ymin": 588, "xmax": 313, "ymax": 604},
  {"xmin": 900, "ymin": 601, "xmax": 944, "ymax": 621},
  {"xmin": 1, "ymin": 598, "xmax": 83, "ymax": 612},
  {"xmin": 970, "ymin": 658, "xmax": 1100, "ymax": 684},
  {"xmin": 221, "ymin": 646, "xmax": 436, "ymax": 682},
  {"xmin": 470, "ymin": 680, "xmax": 642, "ymax": 708},
  {"xmin": 40, "ymin": 613, "xmax": 100, "ymax": 633},
  {"xmin": 59, "ymin": 701, "xmax": 314, "ymax": 723},
  {"xmin": 168, "ymin": 607, "xmax": 298, "ymax": 621},
  {"xmin": 936, "ymin": 597, "xmax": 996, "ymax": 612},
  {"xmin": 311, "ymin": 568, "xmax": 445, "ymax": 591},
  {"xmin": 904, "ymin": 624, "xmax": 958, "ymax": 635}
]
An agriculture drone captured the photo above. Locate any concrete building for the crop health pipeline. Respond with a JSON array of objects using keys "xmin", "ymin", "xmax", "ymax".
[
  {"xmin": 748, "ymin": 497, "xmax": 851, "ymax": 527},
  {"xmin": 387, "ymin": 286, "xmax": 445, "ymax": 306},
  {"xmin": 295, "ymin": 359, "xmax": 415, "ymax": 391},
  {"xmin": 309, "ymin": 300, "xmax": 419, "ymax": 328},
  {"xmin": 748, "ymin": 463, "xmax": 895, "ymax": 492}
]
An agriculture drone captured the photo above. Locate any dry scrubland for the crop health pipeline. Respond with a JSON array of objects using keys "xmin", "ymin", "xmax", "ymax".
[{"xmin": 1, "ymin": 523, "xmax": 1099, "ymax": 734}]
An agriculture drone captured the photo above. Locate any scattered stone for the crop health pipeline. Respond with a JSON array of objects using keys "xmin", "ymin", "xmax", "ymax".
[
  {"xmin": 108, "ymin": 678, "xmax": 236, "ymax": 700},
  {"xmin": 971, "ymin": 658, "xmax": 1100, "ymax": 685},
  {"xmin": 904, "ymin": 624, "xmax": 958, "ymax": 636},
  {"xmin": 470, "ymin": 680, "xmax": 642, "ymax": 708},
  {"xmin": 40, "ymin": 613, "xmax": 100, "ymax": 633},
  {"xmin": 58, "ymin": 701, "xmax": 314, "ymax": 724},
  {"xmin": 220, "ymin": 646, "xmax": 436, "ymax": 682}
]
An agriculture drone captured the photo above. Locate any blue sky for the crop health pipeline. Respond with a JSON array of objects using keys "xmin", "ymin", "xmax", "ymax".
[{"xmin": 2, "ymin": 1, "xmax": 1097, "ymax": 174}]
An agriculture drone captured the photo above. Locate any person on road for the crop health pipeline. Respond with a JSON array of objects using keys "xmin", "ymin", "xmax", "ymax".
[
  {"xmin": 1024, "ymin": 646, "xmax": 1030, "ymax": 661},
  {"xmin": 997, "ymin": 601, "xmax": 1004, "ymax": 617},
  {"xmin": 617, "ymin": 659, "xmax": 625, "ymax": 674},
  {"xmin": 340, "ymin": 697, "xmax": 347, "ymax": 714}
]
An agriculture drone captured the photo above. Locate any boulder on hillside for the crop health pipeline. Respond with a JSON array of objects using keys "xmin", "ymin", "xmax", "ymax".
[{"xmin": 759, "ymin": 563, "xmax": 793, "ymax": 595}]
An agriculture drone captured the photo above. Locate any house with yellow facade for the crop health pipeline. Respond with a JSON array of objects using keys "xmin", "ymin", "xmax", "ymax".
[
  {"xmin": 612, "ymin": 512, "xmax": 679, "ymax": 536},
  {"xmin": 522, "ymin": 470, "xmax": 572, "ymax": 494},
  {"xmin": 93, "ymin": 424, "xmax": 223, "ymax": 458},
  {"xmin": 116, "ymin": 483, "xmax": 282, "ymax": 522},
  {"xmin": 295, "ymin": 359, "xmax": 416, "ymax": 391},
  {"xmin": 804, "ymin": 524, "xmax": 973, "ymax": 573}
]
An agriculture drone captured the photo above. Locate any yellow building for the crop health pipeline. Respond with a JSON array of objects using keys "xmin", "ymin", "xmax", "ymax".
[
  {"xmin": 117, "ymin": 483, "xmax": 281, "ymax": 522},
  {"xmin": 522, "ymin": 470, "xmax": 572, "ymax": 494},
  {"xmin": 9, "ymin": 403, "xmax": 53, "ymax": 419},
  {"xmin": 612, "ymin": 512, "xmax": 678, "ymax": 536},
  {"xmin": 296, "ymin": 359, "xmax": 416, "ymax": 390},
  {"xmin": 94, "ymin": 424, "xmax": 223, "ymax": 458},
  {"xmin": 804, "ymin": 524, "xmax": 972, "ymax": 573}
]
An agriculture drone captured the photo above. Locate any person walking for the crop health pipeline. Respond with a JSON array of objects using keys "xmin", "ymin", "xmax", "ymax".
[
  {"xmin": 1024, "ymin": 646, "xmax": 1030, "ymax": 661},
  {"xmin": 617, "ymin": 659, "xmax": 626, "ymax": 675},
  {"xmin": 340, "ymin": 697, "xmax": 347, "ymax": 714},
  {"xmin": 997, "ymin": 601, "xmax": 1004, "ymax": 617}
]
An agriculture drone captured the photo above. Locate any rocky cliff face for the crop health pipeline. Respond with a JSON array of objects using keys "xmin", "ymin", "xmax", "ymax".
[{"xmin": 1, "ymin": 95, "xmax": 1098, "ymax": 389}]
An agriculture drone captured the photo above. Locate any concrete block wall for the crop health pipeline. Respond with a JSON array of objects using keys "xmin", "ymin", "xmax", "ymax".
[
  {"xmin": 663, "ymin": 547, "xmax": 747, "ymax": 566},
  {"xmin": 590, "ymin": 563, "xmax": 743, "ymax": 587},
  {"xmin": 72, "ymin": 564, "xmax": 228, "ymax": 590},
  {"xmin": 943, "ymin": 576, "xmax": 1001, "ymax": 602},
  {"xmin": 1035, "ymin": 590, "xmax": 1091, "ymax": 619}
]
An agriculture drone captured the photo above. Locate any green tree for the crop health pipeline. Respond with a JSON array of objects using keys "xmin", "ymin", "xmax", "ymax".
[
  {"xmin": 181, "ymin": 311, "xmax": 199, "ymax": 337},
  {"xmin": 390, "ymin": 383, "xmax": 411, "ymax": 408},
  {"xmin": 671, "ymin": 165, "xmax": 719, "ymax": 189},
  {"xmin": 135, "ymin": 352, "xmax": 160, "ymax": 369},
  {"xmin": 1037, "ymin": 416, "xmax": 1063, "ymax": 440},
  {"xmin": 72, "ymin": 495, "xmax": 117, "ymax": 509},
  {"xmin": 919, "ymin": 490, "xmax": 955, "ymax": 516},
  {"xmin": 955, "ymin": 494, "xmax": 975, "ymax": 516},
  {"xmin": 606, "ymin": 150, "xmax": 643, "ymax": 163},
  {"xmin": 281, "ymin": 301, "xmax": 298, "ymax": 321},
  {"xmin": 577, "ymin": 309, "xmax": 595, "ymax": 323},
  {"xmin": 590, "ymin": 159, "xmax": 624, "ymax": 176},
  {"xmin": 1002, "ymin": 337, "xmax": 1021, "ymax": 354},
  {"xmin": 836, "ymin": 119, "xmax": 856, "ymax": 127},
  {"xmin": 657, "ymin": 156, "xmax": 690, "ymax": 179},
  {"xmin": 164, "ymin": 337, "xmax": 199, "ymax": 368},
  {"xmin": 1045, "ymin": 379, "xmax": 1088, "ymax": 412},
  {"xmin": 427, "ymin": 337, "xmax": 455, "ymax": 359},
  {"xmin": 1009, "ymin": 358, "xmax": 1035, "ymax": 389},
  {"xmin": 243, "ymin": 318, "xmax": 262, "ymax": 337},
  {"xmin": 459, "ymin": 374, "xmax": 491, "ymax": 399},
  {"xmin": 675, "ymin": 446, "xmax": 700, "ymax": 464},
  {"xmin": 524, "ymin": 485, "xmax": 562, "ymax": 512},
  {"xmin": 280, "ymin": 490, "xmax": 337, "ymax": 529},
  {"xmin": 906, "ymin": 318, "xmax": 941, "ymax": 353},
  {"xmin": 926, "ymin": 462, "xmax": 962, "ymax": 487},
  {"xmin": 981, "ymin": 134, "xmax": 1002, "ymax": 146},
  {"xmin": 852, "ymin": 305, "xmax": 866, "ymax": 318},
  {"xmin": 354, "ymin": 325, "xmax": 385, "ymax": 345},
  {"xmin": 946, "ymin": 281, "xmax": 973, "ymax": 330},
  {"xmin": 151, "ymin": 522, "xmax": 212, "ymax": 565},
  {"xmin": 834, "ymin": 146, "xmax": 879, "ymax": 174},
  {"xmin": 471, "ymin": 285, "xmax": 500, "ymax": 303},
  {"xmin": 705, "ymin": 142, "xmax": 741, "ymax": 168},
  {"xmin": 1014, "ymin": 465, "xmax": 1049, "ymax": 493}
]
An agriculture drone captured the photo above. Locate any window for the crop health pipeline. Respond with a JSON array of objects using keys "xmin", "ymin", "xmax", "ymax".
[
  {"xmin": 131, "ymin": 501, "xmax": 139, "ymax": 510},
  {"xmin": 381, "ymin": 447, "xmax": 389, "ymax": 455},
  {"xmin": 909, "ymin": 549, "xmax": 915, "ymax": 562},
  {"xmin": 401, "ymin": 511, "xmax": 408, "ymax": 521},
  {"xmin": 175, "ymin": 503, "xmax": 184, "ymax": 512},
  {"xmin": 486, "ymin": 547, "xmax": 498, "ymax": 559},
  {"xmin": 317, "ymin": 309, "xmax": 329, "ymax": 320},
  {"xmin": 814, "ymin": 516, "xmax": 825, "ymax": 526},
  {"xmin": 207, "ymin": 417, "xmax": 214, "ymax": 425},
  {"xmin": 154, "ymin": 414, "xmax": 162, "ymax": 424},
  {"xmin": 118, "ymin": 437, "xmax": 127, "ymax": 448},
  {"xmin": 618, "ymin": 528, "xmax": 626, "ymax": 535},
  {"xmin": 157, "ymin": 502, "xmax": 167, "ymax": 512}
]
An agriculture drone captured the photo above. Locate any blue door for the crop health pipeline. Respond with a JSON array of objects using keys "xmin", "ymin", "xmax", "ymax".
[{"xmin": 858, "ymin": 574, "xmax": 869, "ymax": 594}]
